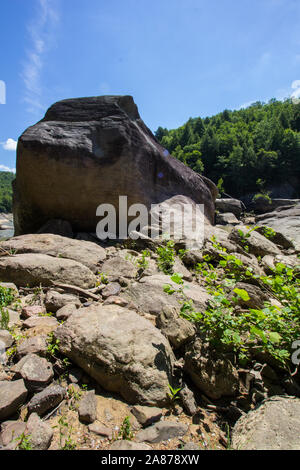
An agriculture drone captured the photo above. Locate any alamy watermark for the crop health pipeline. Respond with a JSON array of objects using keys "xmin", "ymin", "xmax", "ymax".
[
  {"xmin": 0, "ymin": 80, "xmax": 6, "ymax": 104},
  {"xmin": 95, "ymin": 196, "xmax": 205, "ymax": 250}
]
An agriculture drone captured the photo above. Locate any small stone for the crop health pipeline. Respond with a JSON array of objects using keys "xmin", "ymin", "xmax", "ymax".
[
  {"xmin": 44, "ymin": 290, "xmax": 81, "ymax": 313},
  {"xmin": 68, "ymin": 368, "xmax": 83, "ymax": 384},
  {"xmin": 78, "ymin": 390, "xmax": 97, "ymax": 424},
  {"xmin": 56, "ymin": 303, "xmax": 78, "ymax": 321},
  {"xmin": 0, "ymin": 380, "xmax": 28, "ymax": 420},
  {"xmin": 109, "ymin": 440, "xmax": 152, "ymax": 450},
  {"xmin": 27, "ymin": 384, "xmax": 66, "ymax": 416},
  {"xmin": 103, "ymin": 296, "xmax": 129, "ymax": 307},
  {"xmin": 21, "ymin": 305, "xmax": 46, "ymax": 319},
  {"xmin": 183, "ymin": 441, "xmax": 201, "ymax": 450},
  {"xmin": 23, "ymin": 316, "xmax": 58, "ymax": 330},
  {"xmin": 12, "ymin": 354, "xmax": 54, "ymax": 392},
  {"xmin": 179, "ymin": 385, "xmax": 197, "ymax": 416},
  {"xmin": 135, "ymin": 421, "xmax": 188, "ymax": 443},
  {"xmin": 88, "ymin": 422, "xmax": 113, "ymax": 439},
  {"xmin": 0, "ymin": 330, "xmax": 14, "ymax": 349},
  {"xmin": 25, "ymin": 413, "xmax": 53, "ymax": 450},
  {"xmin": 0, "ymin": 421, "xmax": 26, "ymax": 447},
  {"xmin": 16, "ymin": 335, "xmax": 48, "ymax": 359},
  {"xmin": 131, "ymin": 405, "xmax": 162, "ymax": 427},
  {"xmin": 101, "ymin": 282, "xmax": 121, "ymax": 299}
]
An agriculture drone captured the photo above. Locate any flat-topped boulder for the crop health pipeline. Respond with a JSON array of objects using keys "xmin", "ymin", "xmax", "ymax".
[
  {"xmin": 0, "ymin": 233, "xmax": 106, "ymax": 273},
  {"xmin": 14, "ymin": 95, "xmax": 217, "ymax": 236}
]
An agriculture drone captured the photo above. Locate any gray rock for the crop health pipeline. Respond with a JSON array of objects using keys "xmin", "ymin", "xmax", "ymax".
[
  {"xmin": 16, "ymin": 335, "xmax": 48, "ymax": 358},
  {"xmin": 109, "ymin": 440, "xmax": 152, "ymax": 450},
  {"xmin": 45, "ymin": 290, "xmax": 81, "ymax": 313},
  {"xmin": 0, "ymin": 253, "xmax": 97, "ymax": 288},
  {"xmin": 232, "ymin": 396, "xmax": 300, "ymax": 450},
  {"xmin": 101, "ymin": 256, "xmax": 138, "ymax": 279},
  {"xmin": 256, "ymin": 203, "xmax": 300, "ymax": 251},
  {"xmin": 1, "ymin": 233, "xmax": 106, "ymax": 273},
  {"xmin": 156, "ymin": 306, "xmax": 195, "ymax": 349},
  {"xmin": 25, "ymin": 412, "xmax": 53, "ymax": 450},
  {"xmin": 78, "ymin": 390, "xmax": 97, "ymax": 424},
  {"xmin": 101, "ymin": 282, "xmax": 121, "ymax": 299},
  {"xmin": 215, "ymin": 198, "xmax": 243, "ymax": 218},
  {"xmin": 0, "ymin": 380, "xmax": 28, "ymax": 420},
  {"xmin": 179, "ymin": 384, "xmax": 198, "ymax": 416},
  {"xmin": 23, "ymin": 315, "xmax": 58, "ymax": 330},
  {"xmin": 184, "ymin": 339, "xmax": 240, "ymax": 400},
  {"xmin": 37, "ymin": 219, "xmax": 73, "ymax": 238},
  {"xmin": 131, "ymin": 405, "xmax": 162, "ymax": 427},
  {"xmin": 12, "ymin": 354, "xmax": 54, "ymax": 392},
  {"xmin": 88, "ymin": 422, "xmax": 113, "ymax": 439},
  {"xmin": 229, "ymin": 225, "xmax": 281, "ymax": 257},
  {"xmin": 55, "ymin": 304, "xmax": 175, "ymax": 406},
  {"xmin": 216, "ymin": 212, "xmax": 240, "ymax": 225},
  {"xmin": 135, "ymin": 421, "xmax": 188, "ymax": 443},
  {"xmin": 27, "ymin": 384, "xmax": 66, "ymax": 416},
  {"xmin": 183, "ymin": 442, "xmax": 201, "ymax": 450},
  {"xmin": 0, "ymin": 421, "xmax": 26, "ymax": 447},
  {"xmin": 125, "ymin": 274, "xmax": 210, "ymax": 317},
  {"xmin": 0, "ymin": 330, "xmax": 14, "ymax": 348},
  {"xmin": 56, "ymin": 303, "xmax": 78, "ymax": 321},
  {"xmin": 21, "ymin": 305, "xmax": 47, "ymax": 319},
  {"xmin": 14, "ymin": 95, "xmax": 216, "ymax": 236}
]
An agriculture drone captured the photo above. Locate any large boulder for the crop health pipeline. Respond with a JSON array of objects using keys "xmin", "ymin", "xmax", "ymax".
[
  {"xmin": 0, "ymin": 253, "xmax": 96, "ymax": 288},
  {"xmin": 0, "ymin": 234, "xmax": 106, "ymax": 273},
  {"xmin": 232, "ymin": 396, "xmax": 300, "ymax": 450},
  {"xmin": 14, "ymin": 95, "xmax": 217, "ymax": 236},
  {"xmin": 54, "ymin": 304, "xmax": 175, "ymax": 406}
]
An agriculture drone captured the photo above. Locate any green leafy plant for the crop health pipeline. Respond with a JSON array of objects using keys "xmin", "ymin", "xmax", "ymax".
[
  {"xmin": 16, "ymin": 432, "xmax": 32, "ymax": 450},
  {"xmin": 0, "ymin": 307, "xmax": 9, "ymax": 330},
  {"xmin": 119, "ymin": 416, "xmax": 133, "ymax": 441},
  {"xmin": 56, "ymin": 416, "xmax": 76, "ymax": 450},
  {"xmin": 47, "ymin": 333, "xmax": 60, "ymax": 358},
  {"xmin": 157, "ymin": 240, "xmax": 175, "ymax": 274},
  {"xmin": 167, "ymin": 384, "xmax": 182, "ymax": 405}
]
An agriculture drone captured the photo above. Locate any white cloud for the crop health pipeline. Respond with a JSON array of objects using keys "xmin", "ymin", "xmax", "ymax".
[
  {"xmin": 22, "ymin": 0, "xmax": 59, "ymax": 114},
  {"xmin": 0, "ymin": 165, "xmax": 16, "ymax": 173},
  {"xmin": 1, "ymin": 139, "xmax": 17, "ymax": 151}
]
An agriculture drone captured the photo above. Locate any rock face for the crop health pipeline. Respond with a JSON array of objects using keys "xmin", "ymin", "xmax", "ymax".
[
  {"xmin": 0, "ymin": 253, "xmax": 96, "ymax": 288},
  {"xmin": 55, "ymin": 304, "xmax": 175, "ymax": 406},
  {"xmin": 14, "ymin": 95, "xmax": 217, "ymax": 236},
  {"xmin": 1, "ymin": 234, "xmax": 106, "ymax": 273},
  {"xmin": 256, "ymin": 203, "xmax": 300, "ymax": 251},
  {"xmin": 232, "ymin": 396, "xmax": 300, "ymax": 450}
]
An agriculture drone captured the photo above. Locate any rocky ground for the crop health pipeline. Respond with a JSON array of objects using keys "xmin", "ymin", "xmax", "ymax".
[{"xmin": 0, "ymin": 204, "xmax": 299, "ymax": 451}]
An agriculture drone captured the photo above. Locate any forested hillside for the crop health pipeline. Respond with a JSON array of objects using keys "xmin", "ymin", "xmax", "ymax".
[
  {"xmin": 0, "ymin": 171, "xmax": 14, "ymax": 212},
  {"xmin": 155, "ymin": 99, "xmax": 300, "ymax": 200}
]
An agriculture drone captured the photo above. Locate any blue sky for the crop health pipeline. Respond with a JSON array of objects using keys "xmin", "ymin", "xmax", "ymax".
[{"xmin": 0, "ymin": 0, "xmax": 300, "ymax": 172}]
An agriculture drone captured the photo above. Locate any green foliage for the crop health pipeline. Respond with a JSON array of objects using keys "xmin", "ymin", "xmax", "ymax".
[
  {"xmin": 56, "ymin": 416, "xmax": 76, "ymax": 450},
  {"xmin": 136, "ymin": 250, "xmax": 151, "ymax": 271},
  {"xmin": 179, "ymin": 246, "xmax": 300, "ymax": 368},
  {"xmin": 16, "ymin": 432, "xmax": 32, "ymax": 450},
  {"xmin": 0, "ymin": 307, "xmax": 9, "ymax": 330},
  {"xmin": 155, "ymin": 99, "xmax": 300, "ymax": 198},
  {"xmin": 167, "ymin": 384, "xmax": 182, "ymax": 404},
  {"xmin": 47, "ymin": 333, "xmax": 60, "ymax": 358},
  {"xmin": 156, "ymin": 240, "xmax": 176, "ymax": 274},
  {"xmin": 119, "ymin": 416, "xmax": 133, "ymax": 441},
  {"xmin": 0, "ymin": 171, "xmax": 14, "ymax": 213},
  {"xmin": 0, "ymin": 285, "xmax": 15, "ymax": 307}
]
